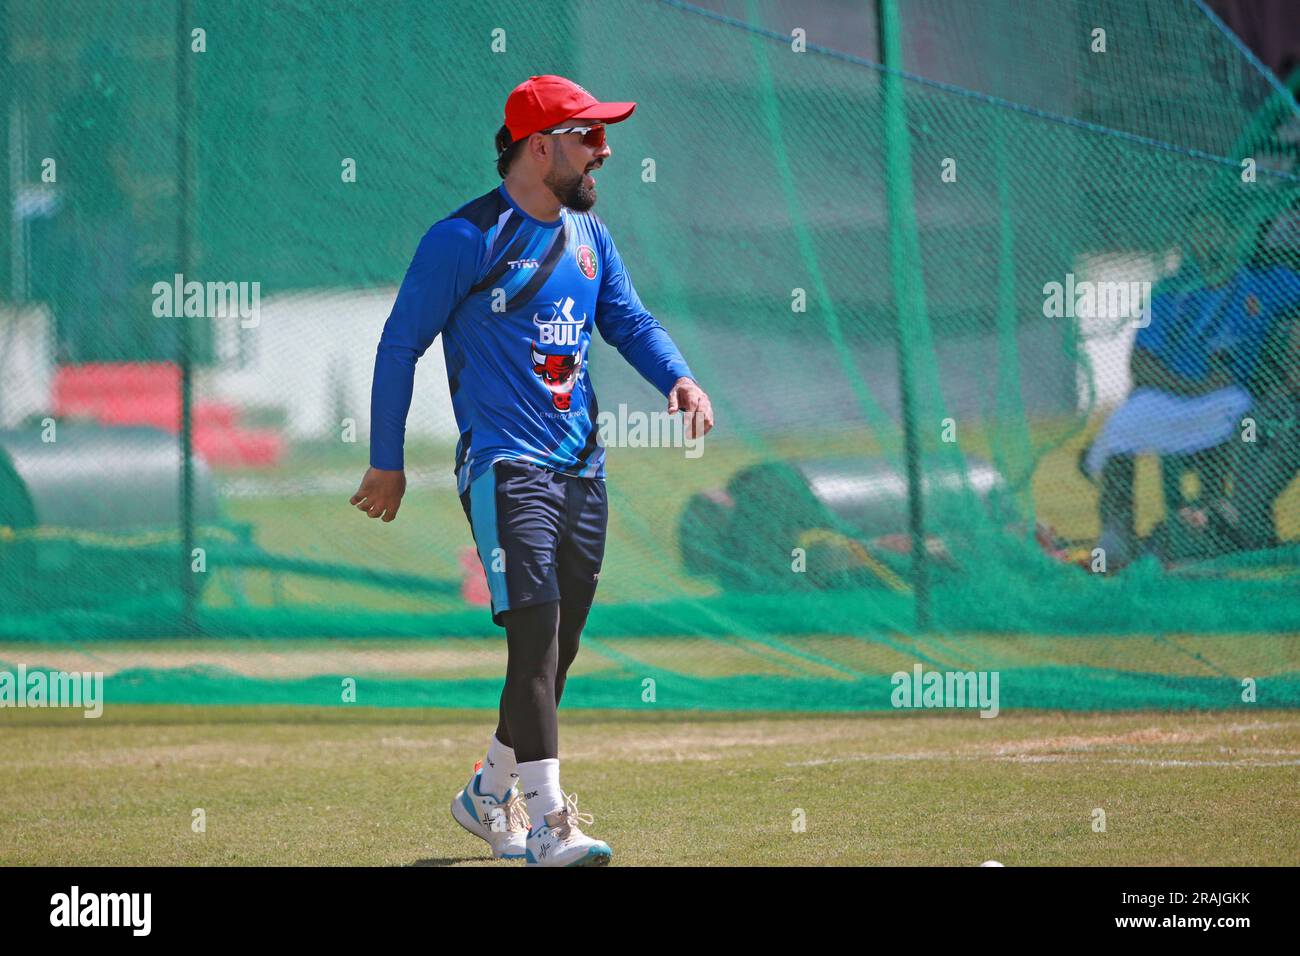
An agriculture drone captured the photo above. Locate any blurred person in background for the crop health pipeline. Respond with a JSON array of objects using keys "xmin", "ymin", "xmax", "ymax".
[
  {"xmin": 1221, "ymin": 200, "xmax": 1300, "ymax": 550},
  {"xmin": 1082, "ymin": 205, "xmax": 1300, "ymax": 567}
]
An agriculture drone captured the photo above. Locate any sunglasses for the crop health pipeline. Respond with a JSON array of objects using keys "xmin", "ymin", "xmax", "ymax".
[{"xmin": 539, "ymin": 124, "xmax": 607, "ymax": 149}]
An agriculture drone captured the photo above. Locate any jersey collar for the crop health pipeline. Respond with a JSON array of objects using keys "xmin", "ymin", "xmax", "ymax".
[{"xmin": 497, "ymin": 182, "xmax": 564, "ymax": 228}]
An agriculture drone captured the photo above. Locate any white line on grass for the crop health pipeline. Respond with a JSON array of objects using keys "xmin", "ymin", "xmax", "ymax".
[{"xmin": 789, "ymin": 753, "xmax": 1300, "ymax": 769}]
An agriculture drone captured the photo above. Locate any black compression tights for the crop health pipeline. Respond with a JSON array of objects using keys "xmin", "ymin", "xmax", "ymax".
[{"xmin": 493, "ymin": 598, "xmax": 592, "ymax": 763}]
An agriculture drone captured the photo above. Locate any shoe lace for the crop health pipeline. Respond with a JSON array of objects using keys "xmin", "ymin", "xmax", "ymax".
[
  {"xmin": 503, "ymin": 791, "xmax": 531, "ymax": 833},
  {"xmin": 552, "ymin": 791, "xmax": 595, "ymax": 842}
]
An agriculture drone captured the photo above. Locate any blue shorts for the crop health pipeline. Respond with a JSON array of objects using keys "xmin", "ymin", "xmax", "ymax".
[{"xmin": 459, "ymin": 458, "xmax": 608, "ymax": 627}]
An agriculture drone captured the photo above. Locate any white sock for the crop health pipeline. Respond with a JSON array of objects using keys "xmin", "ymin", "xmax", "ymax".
[
  {"xmin": 479, "ymin": 733, "xmax": 519, "ymax": 799},
  {"xmin": 517, "ymin": 758, "xmax": 563, "ymax": 824}
]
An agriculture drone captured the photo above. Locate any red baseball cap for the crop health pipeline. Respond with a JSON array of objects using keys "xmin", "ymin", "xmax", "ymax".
[{"xmin": 503, "ymin": 75, "xmax": 636, "ymax": 144}]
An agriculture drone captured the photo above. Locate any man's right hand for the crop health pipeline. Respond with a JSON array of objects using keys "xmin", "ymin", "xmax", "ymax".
[{"xmin": 350, "ymin": 466, "xmax": 407, "ymax": 522}]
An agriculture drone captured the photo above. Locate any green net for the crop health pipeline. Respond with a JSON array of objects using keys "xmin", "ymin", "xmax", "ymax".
[{"xmin": 2, "ymin": 0, "xmax": 1298, "ymax": 711}]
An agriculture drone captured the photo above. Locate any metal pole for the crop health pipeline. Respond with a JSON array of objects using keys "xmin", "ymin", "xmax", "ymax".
[
  {"xmin": 876, "ymin": 0, "xmax": 929, "ymax": 631},
  {"xmin": 2, "ymin": 0, "xmax": 15, "ymax": 310},
  {"xmin": 177, "ymin": 0, "xmax": 197, "ymax": 634}
]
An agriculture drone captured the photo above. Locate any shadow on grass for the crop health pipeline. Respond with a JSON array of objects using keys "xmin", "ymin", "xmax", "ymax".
[{"xmin": 407, "ymin": 856, "xmax": 496, "ymax": 867}]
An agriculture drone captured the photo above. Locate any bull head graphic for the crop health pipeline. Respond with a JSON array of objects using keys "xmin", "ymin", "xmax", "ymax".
[{"xmin": 531, "ymin": 345, "xmax": 582, "ymax": 411}]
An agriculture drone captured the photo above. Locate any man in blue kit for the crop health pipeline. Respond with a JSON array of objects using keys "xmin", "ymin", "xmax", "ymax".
[{"xmin": 349, "ymin": 75, "xmax": 714, "ymax": 867}]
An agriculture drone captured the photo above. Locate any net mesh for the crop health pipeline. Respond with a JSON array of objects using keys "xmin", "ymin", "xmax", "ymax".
[{"xmin": 2, "ymin": 0, "xmax": 1298, "ymax": 710}]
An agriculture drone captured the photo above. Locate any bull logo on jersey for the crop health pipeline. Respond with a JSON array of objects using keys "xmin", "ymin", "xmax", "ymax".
[
  {"xmin": 531, "ymin": 296, "xmax": 586, "ymax": 411},
  {"xmin": 531, "ymin": 349, "xmax": 582, "ymax": 411}
]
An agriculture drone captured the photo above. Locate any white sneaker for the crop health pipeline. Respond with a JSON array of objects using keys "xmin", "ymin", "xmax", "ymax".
[
  {"xmin": 450, "ymin": 768, "xmax": 530, "ymax": 860},
  {"xmin": 525, "ymin": 792, "xmax": 612, "ymax": 867}
]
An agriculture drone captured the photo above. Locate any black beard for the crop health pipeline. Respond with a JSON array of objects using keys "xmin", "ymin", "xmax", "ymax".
[{"xmin": 545, "ymin": 164, "xmax": 597, "ymax": 212}]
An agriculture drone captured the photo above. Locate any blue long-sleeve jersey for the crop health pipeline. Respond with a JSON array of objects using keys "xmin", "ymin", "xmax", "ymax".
[{"xmin": 369, "ymin": 183, "xmax": 695, "ymax": 493}]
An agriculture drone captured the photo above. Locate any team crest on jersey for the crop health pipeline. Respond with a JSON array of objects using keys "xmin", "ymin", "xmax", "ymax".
[
  {"xmin": 531, "ymin": 296, "xmax": 586, "ymax": 411},
  {"xmin": 576, "ymin": 244, "xmax": 597, "ymax": 280}
]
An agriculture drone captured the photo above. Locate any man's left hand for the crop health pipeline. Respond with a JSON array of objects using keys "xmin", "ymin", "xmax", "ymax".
[{"xmin": 667, "ymin": 377, "xmax": 714, "ymax": 439}]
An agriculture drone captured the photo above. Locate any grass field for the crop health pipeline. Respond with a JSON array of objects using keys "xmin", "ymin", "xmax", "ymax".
[
  {"xmin": 2, "ymin": 705, "xmax": 1297, "ymax": 866},
  {"xmin": 5, "ymin": 427, "xmax": 1298, "ymax": 865}
]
